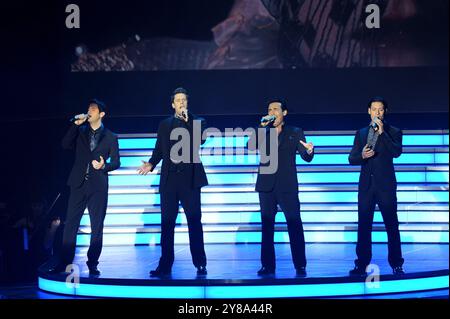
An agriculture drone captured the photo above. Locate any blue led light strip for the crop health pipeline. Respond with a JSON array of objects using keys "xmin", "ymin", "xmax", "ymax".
[
  {"xmin": 118, "ymin": 134, "xmax": 449, "ymax": 149},
  {"xmin": 76, "ymin": 231, "xmax": 449, "ymax": 246},
  {"xmin": 38, "ymin": 275, "xmax": 449, "ymax": 298}
]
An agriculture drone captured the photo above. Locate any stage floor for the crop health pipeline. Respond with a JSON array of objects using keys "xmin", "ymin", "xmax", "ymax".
[
  {"xmin": 68, "ymin": 243, "xmax": 448, "ymax": 280},
  {"xmin": 38, "ymin": 243, "xmax": 449, "ymax": 299}
]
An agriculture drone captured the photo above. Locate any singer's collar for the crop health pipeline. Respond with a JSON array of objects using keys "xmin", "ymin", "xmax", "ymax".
[
  {"xmin": 368, "ymin": 119, "xmax": 388, "ymax": 127},
  {"xmin": 174, "ymin": 113, "xmax": 185, "ymax": 121},
  {"xmin": 274, "ymin": 120, "xmax": 285, "ymax": 128},
  {"xmin": 90, "ymin": 123, "xmax": 104, "ymax": 133}
]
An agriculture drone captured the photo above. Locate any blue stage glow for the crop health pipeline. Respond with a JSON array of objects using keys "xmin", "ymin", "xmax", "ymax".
[
  {"xmin": 38, "ymin": 275, "xmax": 449, "ymax": 299},
  {"xmin": 80, "ymin": 131, "xmax": 449, "ymax": 248},
  {"xmin": 117, "ymin": 134, "xmax": 449, "ymax": 150},
  {"xmin": 109, "ymin": 171, "xmax": 449, "ymax": 186},
  {"xmin": 424, "ymin": 171, "xmax": 449, "ymax": 183},
  {"xmin": 38, "ymin": 277, "xmax": 204, "ymax": 298},
  {"xmin": 105, "ymin": 190, "xmax": 449, "ymax": 206},
  {"xmin": 402, "ymin": 135, "xmax": 449, "ymax": 146},
  {"xmin": 117, "ymin": 152, "xmax": 448, "ymax": 167},
  {"xmin": 363, "ymin": 276, "xmax": 449, "ymax": 295},
  {"xmin": 110, "ymin": 174, "xmax": 161, "ymax": 186},
  {"xmin": 80, "ymin": 210, "xmax": 449, "ymax": 227},
  {"xmin": 119, "ymin": 139, "xmax": 156, "ymax": 149},
  {"xmin": 77, "ymin": 283, "xmax": 205, "ymax": 298},
  {"xmin": 39, "ymin": 277, "xmax": 76, "ymax": 295},
  {"xmin": 76, "ymin": 230, "xmax": 449, "ymax": 246},
  {"xmin": 206, "ymin": 275, "xmax": 449, "ymax": 298}
]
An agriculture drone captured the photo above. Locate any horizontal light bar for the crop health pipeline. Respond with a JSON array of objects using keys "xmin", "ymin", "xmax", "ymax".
[
  {"xmin": 206, "ymin": 276, "xmax": 449, "ymax": 298},
  {"xmin": 108, "ymin": 171, "xmax": 449, "ymax": 187},
  {"xmin": 118, "ymin": 134, "xmax": 449, "ymax": 150},
  {"xmin": 106, "ymin": 191, "xmax": 449, "ymax": 206},
  {"xmin": 102, "ymin": 203, "xmax": 449, "ymax": 214},
  {"xmin": 117, "ymin": 153, "xmax": 448, "ymax": 167},
  {"xmin": 38, "ymin": 277, "xmax": 204, "ymax": 299},
  {"xmin": 105, "ymin": 185, "xmax": 448, "ymax": 195},
  {"xmin": 38, "ymin": 275, "xmax": 449, "ymax": 299},
  {"xmin": 76, "ymin": 231, "xmax": 449, "ymax": 245},
  {"xmin": 80, "ymin": 224, "xmax": 447, "ymax": 233},
  {"xmin": 80, "ymin": 211, "xmax": 449, "ymax": 227}
]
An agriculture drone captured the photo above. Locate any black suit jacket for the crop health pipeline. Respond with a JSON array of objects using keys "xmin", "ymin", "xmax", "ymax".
[
  {"xmin": 148, "ymin": 113, "xmax": 208, "ymax": 192},
  {"xmin": 62, "ymin": 123, "xmax": 121, "ymax": 189},
  {"xmin": 248, "ymin": 125, "xmax": 314, "ymax": 192},
  {"xmin": 348, "ymin": 123, "xmax": 402, "ymax": 192}
]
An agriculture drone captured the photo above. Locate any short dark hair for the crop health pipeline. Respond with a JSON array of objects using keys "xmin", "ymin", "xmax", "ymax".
[
  {"xmin": 171, "ymin": 87, "xmax": 189, "ymax": 103},
  {"xmin": 368, "ymin": 96, "xmax": 388, "ymax": 111},
  {"xmin": 88, "ymin": 98, "xmax": 107, "ymax": 113},
  {"xmin": 268, "ymin": 98, "xmax": 288, "ymax": 112}
]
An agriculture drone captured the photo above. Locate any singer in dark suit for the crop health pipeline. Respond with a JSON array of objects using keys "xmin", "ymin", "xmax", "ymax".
[
  {"xmin": 348, "ymin": 97, "xmax": 405, "ymax": 276},
  {"xmin": 248, "ymin": 99, "xmax": 314, "ymax": 277},
  {"xmin": 138, "ymin": 88, "xmax": 208, "ymax": 277},
  {"xmin": 48, "ymin": 99, "xmax": 120, "ymax": 276}
]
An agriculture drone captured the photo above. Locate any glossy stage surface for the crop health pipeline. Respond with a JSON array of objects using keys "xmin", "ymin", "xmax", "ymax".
[{"xmin": 38, "ymin": 243, "xmax": 449, "ymax": 299}]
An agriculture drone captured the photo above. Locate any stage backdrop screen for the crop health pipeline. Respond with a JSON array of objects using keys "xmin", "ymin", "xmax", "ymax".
[{"xmin": 68, "ymin": 0, "xmax": 449, "ymax": 72}]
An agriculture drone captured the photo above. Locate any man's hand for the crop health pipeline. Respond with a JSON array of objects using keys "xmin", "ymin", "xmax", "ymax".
[
  {"xmin": 300, "ymin": 140, "xmax": 314, "ymax": 154},
  {"xmin": 92, "ymin": 156, "xmax": 105, "ymax": 170},
  {"xmin": 373, "ymin": 118, "xmax": 384, "ymax": 134},
  {"xmin": 74, "ymin": 114, "xmax": 89, "ymax": 126},
  {"xmin": 137, "ymin": 160, "xmax": 153, "ymax": 175},
  {"xmin": 50, "ymin": 218, "xmax": 61, "ymax": 230},
  {"xmin": 362, "ymin": 144, "xmax": 375, "ymax": 159}
]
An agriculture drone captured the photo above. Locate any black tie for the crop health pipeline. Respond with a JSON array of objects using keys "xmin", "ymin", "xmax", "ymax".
[
  {"xmin": 90, "ymin": 131, "xmax": 97, "ymax": 151},
  {"xmin": 86, "ymin": 131, "xmax": 97, "ymax": 179}
]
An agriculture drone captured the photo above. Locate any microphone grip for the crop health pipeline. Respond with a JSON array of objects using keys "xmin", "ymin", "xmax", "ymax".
[
  {"xmin": 70, "ymin": 114, "xmax": 89, "ymax": 122},
  {"xmin": 370, "ymin": 117, "xmax": 379, "ymax": 130},
  {"xmin": 261, "ymin": 115, "xmax": 276, "ymax": 123}
]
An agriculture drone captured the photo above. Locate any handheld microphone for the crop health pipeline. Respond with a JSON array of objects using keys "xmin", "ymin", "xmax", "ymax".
[
  {"xmin": 181, "ymin": 109, "xmax": 188, "ymax": 120},
  {"xmin": 70, "ymin": 114, "xmax": 90, "ymax": 122},
  {"xmin": 261, "ymin": 115, "xmax": 276, "ymax": 124},
  {"xmin": 370, "ymin": 117, "xmax": 379, "ymax": 130}
]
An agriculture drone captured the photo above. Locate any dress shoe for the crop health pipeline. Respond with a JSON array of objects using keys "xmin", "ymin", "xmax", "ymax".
[
  {"xmin": 392, "ymin": 266, "xmax": 405, "ymax": 275},
  {"xmin": 257, "ymin": 267, "xmax": 275, "ymax": 276},
  {"xmin": 349, "ymin": 266, "xmax": 367, "ymax": 276},
  {"xmin": 88, "ymin": 266, "xmax": 101, "ymax": 276},
  {"xmin": 196, "ymin": 266, "xmax": 207, "ymax": 276},
  {"xmin": 149, "ymin": 267, "xmax": 171, "ymax": 278},
  {"xmin": 47, "ymin": 266, "xmax": 67, "ymax": 275},
  {"xmin": 296, "ymin": 267, "xmax": 307, "ymax": 277}
]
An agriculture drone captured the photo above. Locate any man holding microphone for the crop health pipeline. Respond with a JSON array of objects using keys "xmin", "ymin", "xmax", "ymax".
[
  {"xmin": 48, "ymin": 99, "xmax": 120, "ymax": 276},
  {"xmin": 348, "ymin": 97, "xmax": 405, "ymax": 276},
  {"xmin": 248, "ymin": 99, "xmax": 314, "ymax": 277},
  {"xmin": 137, "ymin": 88, "xmax": 208, "ymax": 278}
]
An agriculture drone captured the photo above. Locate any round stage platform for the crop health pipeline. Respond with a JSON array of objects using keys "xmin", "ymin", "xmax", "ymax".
[{"xmin": 38, "ymin": 243, "xmax": 449, "ymax": 298}]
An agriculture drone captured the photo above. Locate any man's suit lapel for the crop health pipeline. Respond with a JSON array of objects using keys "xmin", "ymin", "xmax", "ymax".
[
  {"xmin": 374, "ymin": 122, "xmax": 390, "ymax": 153},
  {"xmin": 83, "ymin": 125, "xmax": 107, "ymax": 152},
  {"xmin": 361, "ymin": 127, "xmax": 369, "ymax": 147},
  {"xmin": 278, "ymin": 125, "xmax": 289, "ymax": 148},
  {"xmin": 169, "ymin": 116, "xmax": 176, "ymax": 147},
  {"xmin": 81, "ymin": 125, "xmax": 91, "ymax": 151},
  {"xmin": 94, "ymin": 129, "xmax": 106, "ymax": 151}
]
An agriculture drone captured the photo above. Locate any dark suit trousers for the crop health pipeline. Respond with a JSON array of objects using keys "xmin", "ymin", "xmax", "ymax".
[
  {"xmin": 259, "ymin": 191, "xmax": 306, "ymax": 270},
  {"xmin": 356, "ymin": 177, "xmax": 404, "ymax": 268},
  {"xmin": 158, "ymin": 170, "xmax": 207, "ymax": 270},
  {"xmin": 60, "ymin": 179, "xmax": 108, "ymax": 268}
]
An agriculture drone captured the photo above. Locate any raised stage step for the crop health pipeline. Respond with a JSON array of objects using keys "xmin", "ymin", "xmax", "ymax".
[{"xmin": 76, "ymin": 130, "xmax": 449, "ymax": 245}]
